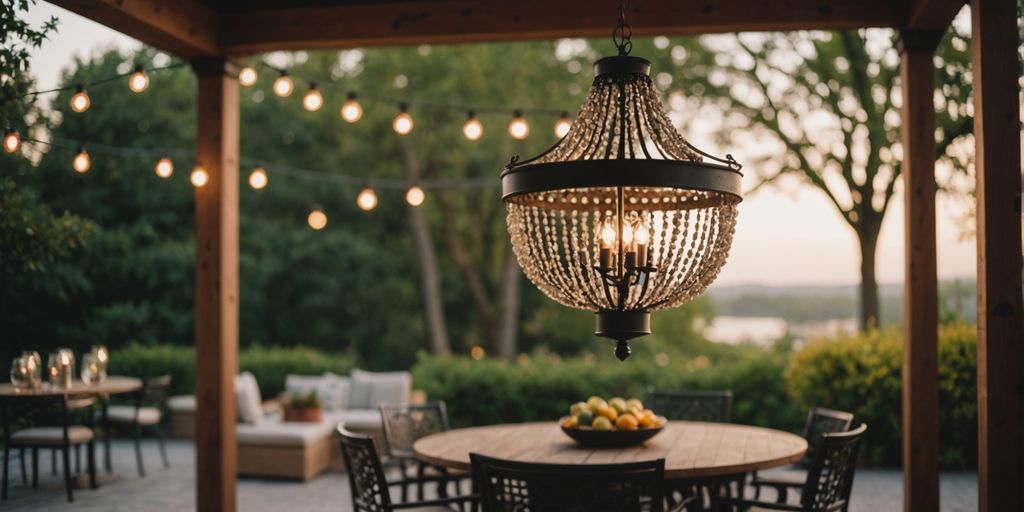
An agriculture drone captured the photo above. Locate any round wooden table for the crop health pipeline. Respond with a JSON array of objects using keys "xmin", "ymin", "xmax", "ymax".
[
  {"xmin": 0, "ymin": 376, "xmax": 143, "ymax": 476},
  {"xmin": 413, "ymin": 421, "xmax": 807, "ymax": 479}
]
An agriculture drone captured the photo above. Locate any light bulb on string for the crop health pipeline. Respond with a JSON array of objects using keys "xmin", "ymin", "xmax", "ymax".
[
  {"xmin": 508, "ymin": 110, "xmax": 529, "ymax": 140},
  {"xmin": 554, "ymin": 112, "xmax": 572, "ymax": 138},
  {"xmin": 357, "ymin": 185, "xmax": 378, "ymax": 211},
  {"xmin": 340, "ymin": 92, "xmax": 363, "ymax": 123},
  {"xmin": 405, "ymin": 185, "xmax": 425, "ymax": 207},
  {"xmin": 272, "ymin": 71, "xmax": 294, "ymax": 97},
  {"xmin": 307, "ymin": 206, "xmax": 328, "ymax": 230},
  {"xmin": 128, "ymin": 65, "xmax": 149, "ymax": 93},
  {"xmin": 392, "ymin": 103, "xmax": 413, "ymax": 135},
  {"xmin": 238, "ymin": 66, "xmax": 258, "ymax": 86},
  {"xmin": 190, "ymin": 164, "xmax": 209, "ymax": 188},
  {"xmin": 3, "ymin": 129, "xmax": 21, "ymax": 154},
  {"xmin": 462, "ymin": 111, "xmax": 483, "ymax": 141},
  {"xmin": 70, "ymin": 84, "xmax": 91, "ymax": 113},
  {"xmin": 302, "ymin": 83, "xmax": 323, "ymax": 111},
  {"xmin": 155, "ymin": 156, "xmax": 174, "ymax": 178},
  {"xmin": 72, "ymin": 147, "xmax": 91, "ymax": 173},
  {"xmin": 248, "ymin": 166, "xmax": 268, "ymax": 189}
]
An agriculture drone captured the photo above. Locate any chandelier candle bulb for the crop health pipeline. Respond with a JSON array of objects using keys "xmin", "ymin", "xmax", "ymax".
[
  {"xmin": 128, "ymin": 64, "xmax": 149, "ymax": 93},
  {"xmin": 238, "ymin": 66, "xmax": 258, "ymax": 86},
  {"xmin": 3, "ymin": 129, "xmax": 20, "ymax": 153},
  {"xmin": 501, "ymin": 3, "xmax": 742, "ymax": 360},
  {"xmin": 70, "ymin": 84, "xmax": 91, "ymax": 112},
  {"xmin": 73, "ymin": 147, "xmax": 90, "ymax": 173},
  {"xmin": 272, "ymin": 71, "xmax": 294, "ymax": 97},
  {"xmin": 341, "ymin": 93, "xmax": 363, "ymax": 122}
]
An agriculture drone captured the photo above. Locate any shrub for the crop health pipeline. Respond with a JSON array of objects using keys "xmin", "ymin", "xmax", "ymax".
[
  {"xmin": 785, "ymin": 323, "xmax": 977, "ymax": 468},
  {"xmin": 411, "ymin": 349, "xmax": 804, "ymax": 433},
  {"xmin": 109, "ymin": 344, "xmax": 356, "ymax": 398}
]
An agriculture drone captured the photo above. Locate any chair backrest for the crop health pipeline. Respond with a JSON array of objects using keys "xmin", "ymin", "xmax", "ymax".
[
  {"xmin": 648, "ymin": 389, "xmax": 732, "ymax": 422},
  {"xmin": 471, "ymin": 453, "xmax": 665, "ymax": 512},
  {"xmin": 338, "ymin": 426, "xmax": 393, "ymax": 512},
  {"xmin": 140, "ymin": 374, "xmax": 172, "ymax": 406},
  {"xmin": 800, "ymin": 423, "xmax": 867, "ymax": 511},
  {"xmin": 800, "ymin": 407, "xmax": 854, "ymax": 468},
  {"xmin": 378, "ymin": 401, "xmax": 450, "ymax": 457}
]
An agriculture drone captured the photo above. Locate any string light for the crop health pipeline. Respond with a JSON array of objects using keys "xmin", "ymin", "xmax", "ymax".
[
  {"xmin": 405, "ymin": 185, "xmax": 425, "ymax": 207},
  {"xmin": 238, "ymin": 66, "xmax": 258, "ymax": 86},
  {"xmin": 70, "ymin": 84, "xmax": 91, "ymax": 112},
  {"xmin": 462, "ymin": 111, "xmax": 483, "ymax": 141},
  {"xmin": 248, "ymin": 166, "xmax": 268, "ymax": 189},
  {"xmin": 3, "ymin": 129, "xmax": 20, "ymax": 154},
  {"xmin": 302, "ymin": 83, "xmax": 323, "ymax": 111},
  {"xmin": 357, "ymin": 185, "xmax": 378, "ymax": 211},
  {"xmin": 272, "ymin": 71, "xmax": 294, "ymax": 97},
  {"xmin": 392, "ymin": 103, "xmax": 413, "ymax": 135},
  {"xmin": 72, "ymin": 146, "xmax": 91, "ymax": 173},
  {"xmin": 190, "ymin": 165, "xmax": 209, "ymax": 188},
  {"xmin": 128, "ymin": 64, "xmax": 149, "ymax": 93},
  {"xmin": 554, "ymin": 112, "xmax": 572, "ymax": 138},
  {"xmin": 155, "ymin": 156, "xmax": 173, "ymax": 178},
  {"xmin": 508, "ymin": 110, "xmax": 529, "ymax": 140},
  {"xmin": 340, "ymin": 92, "xmax": 363, "ymax": 123},
  {"xmin": 307, "ymin": 206, "xmax": 328, "ymax": 230}
]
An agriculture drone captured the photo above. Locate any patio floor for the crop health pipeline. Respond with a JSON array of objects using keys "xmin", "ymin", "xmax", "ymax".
[{"xmin": 1, "ymin": 439, "xmax": 978, "ymax": 511}]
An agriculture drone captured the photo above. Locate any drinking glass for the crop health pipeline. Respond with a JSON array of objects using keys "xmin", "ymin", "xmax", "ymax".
[
  {"xmin": 10, "ymin": 357, "xmax": 31, "ymax": 391},
  {"xmin": 81, "ymin": 354, "xmax": 100, "ymax": 386},
  {"xmin": 51, "ymin": 348, "xmax": 75, "ymax": 389},
  {"xmin": 90, "ymin": 345, "xmax": 109, "ymax": 382},
  {"xmin": 21, "ymin": 351, "xmax": 42, "ymax": 389}
]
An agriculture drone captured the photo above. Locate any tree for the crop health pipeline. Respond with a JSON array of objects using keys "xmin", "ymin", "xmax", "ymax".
[{"xmin": 652, "ymin": 24, "xmax": 975, "ymax": 331}]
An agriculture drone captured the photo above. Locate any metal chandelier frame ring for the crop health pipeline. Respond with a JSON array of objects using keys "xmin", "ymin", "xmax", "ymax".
[{"xmin": 500, "ymin": 159, "xmax": 744, "ymax": 202}]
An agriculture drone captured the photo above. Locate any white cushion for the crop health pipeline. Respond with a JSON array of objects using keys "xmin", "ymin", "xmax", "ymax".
[
  {"xmin": 236, "ymin": 419, "xmax": 336, "ymax": 447},
  {"xmin": 325, "ymin": 409, "xmax": 384, "ymax": 431},
  {"xmin": 106, "ymin": 405, "xmax": 162, "ymax": 425},
  {"xmin": 168, "ymin": 395, "xmax": 196, "ymax": 412},
  {"xmin": 285, "ymin": 374, "xmax": 349, "ymax": 411},
  {"xmin": 350, "ymin": 369, "xmax": 411, "ymax": 409},
  {"xmin": 324, "ymin": 372, "xmax": 351, "ymax": 410},
  {"xmin": 235, "ymin": 372, "xmax": 264, "ymax": 425},
  {"xmin": 11, "ymin": 426, "xmax": 94, "ymax": 446}
]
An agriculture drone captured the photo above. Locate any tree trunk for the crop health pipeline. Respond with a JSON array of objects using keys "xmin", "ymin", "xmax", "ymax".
[
  {"xmin": 398, "ymin": 137, "xmax": 451, "ymax": 356},
  {"xmin": 436, "ymin": 192, "xmax": 498, "ymax": 341},
  {"xmin": 495, "ymin": 240, "xmax": 521, "ymax": 361},
  {"xmin": 857, "ymin": 218, "xmax": 882, "ymax": 331}
]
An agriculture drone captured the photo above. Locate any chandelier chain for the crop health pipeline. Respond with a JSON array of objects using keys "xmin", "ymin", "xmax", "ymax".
[{"xmin": 613, "ymin": 0, "xmax": 633, "ymax": 56}]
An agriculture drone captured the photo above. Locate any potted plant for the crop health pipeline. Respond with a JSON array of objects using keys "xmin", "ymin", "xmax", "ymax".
[{"xmin": 282, "ymin": 390, "xmax": 324, "ymax": 422}]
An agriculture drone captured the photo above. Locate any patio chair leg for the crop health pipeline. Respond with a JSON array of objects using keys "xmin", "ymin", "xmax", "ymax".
[
  {"xmin": 156, "ymin": 426, "xmax": 170, "ymax": 468},
  {"xmin": 133, "ymin": 422, "xmax": 145, "ymax": 477},
  {"xmin": 87, "ymin": 441, "xmax": 97, "ymax": 489},
  {"xmin": 31, "ymin": 448, "xmax": 38, "ymax": 488},
  {"xmin": 62, "ymin": 446, "xmax": 74, "ymax": 502},
  {"xmin": 18, "ymin": 448, "xmax": 26, "ymax": 485},
  {"xmin": 75, "ymin": 444, "xmax": 80, "ymax": 474}
]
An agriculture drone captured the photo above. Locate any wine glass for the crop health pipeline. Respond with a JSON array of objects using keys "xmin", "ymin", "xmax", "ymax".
[
  {"xmin": 90, "ymin": 345, "xmax": 109, "ymax": 382},
  {"xmin": 21, "ymin": 351, "xmax": 42, "ymax": 389},
  {"xmin": 10, "ymin": 357, "xmax": 31, "ymax": 391},
  {"xmin": 81, "ymin": 353, "xmax": 100, "ymax": 386}
]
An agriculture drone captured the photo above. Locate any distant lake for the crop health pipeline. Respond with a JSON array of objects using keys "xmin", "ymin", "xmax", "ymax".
[{"xmin": 703, "ymin": 316, "xmax": 857, "ymax": 347}]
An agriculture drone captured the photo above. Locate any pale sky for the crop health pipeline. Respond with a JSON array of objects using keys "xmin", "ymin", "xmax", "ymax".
[{"xmin": 25, "ymin": 3, "xmax": 978, "ymax": 287}]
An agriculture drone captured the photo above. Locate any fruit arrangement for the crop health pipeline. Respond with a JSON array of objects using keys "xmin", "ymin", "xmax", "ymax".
[{"xmin": 561, "ymin": 396, "xmax": 667, "ymax": 432}]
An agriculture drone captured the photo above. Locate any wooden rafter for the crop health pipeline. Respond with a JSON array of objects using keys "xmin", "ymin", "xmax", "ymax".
[{"xmin": 905, "ymin": 0, "xmax": 967, "ymax": 30}]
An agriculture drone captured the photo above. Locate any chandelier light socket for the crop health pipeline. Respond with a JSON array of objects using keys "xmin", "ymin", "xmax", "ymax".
[{"xmin": 595, "ymin": 310, "xmax": 651, "ymax": 361}]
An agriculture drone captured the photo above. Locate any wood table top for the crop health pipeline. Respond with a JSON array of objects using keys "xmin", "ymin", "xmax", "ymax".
[
  {"xmin": 413, "ymin": 421, "xmax": 807, "ymax": 479},
  {"xmin": 0, "ymin": 376, "xmax": 142, "ymax": 398}
]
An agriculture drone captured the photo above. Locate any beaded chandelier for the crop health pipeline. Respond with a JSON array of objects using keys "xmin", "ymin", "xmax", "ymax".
[{"xmin": 501, "ymin": 3, "xmax": 743, "ymax": 360}]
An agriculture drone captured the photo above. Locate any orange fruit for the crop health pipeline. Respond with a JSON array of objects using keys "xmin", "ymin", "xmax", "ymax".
[
  {"xmin": 596, "ymin": 405, "xmax": 619, "ymax": 422},
  {"xmin": 638, "ymin": 410, "xmax": 656, "ymax": 428},
  {"xmin": 562, "ymin": 416, "xmax": 578, "ymax": 429},
  {"xmin": 616, "ymin": 414, "xmax": 639, "ymax": 431},
  {"xmin": 592, "ymin": 416, "xmax": 614, "ymax": 431}
]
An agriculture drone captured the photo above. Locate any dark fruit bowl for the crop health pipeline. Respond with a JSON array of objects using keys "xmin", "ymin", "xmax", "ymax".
[{"xmin": 561, "ymin": 424, "xmax": 664, "ymax": 447}]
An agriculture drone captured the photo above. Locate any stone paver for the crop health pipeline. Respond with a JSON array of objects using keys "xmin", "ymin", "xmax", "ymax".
[{"xmin": 1, "ymin": 440, "xmax": 977, "ymax": 511}]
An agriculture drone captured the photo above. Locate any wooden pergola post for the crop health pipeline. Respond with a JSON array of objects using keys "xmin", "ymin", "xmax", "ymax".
[
  {"xmin": 191, "ymin": 57, "xmax": 241, "ymax": 512},
  {"xmin": 970, "ymin": 1, "xmax": 1024, "ymax": 511},
  {"xmin": 898, "ymin": 29, "xmax": 942, "ymax": 512}
]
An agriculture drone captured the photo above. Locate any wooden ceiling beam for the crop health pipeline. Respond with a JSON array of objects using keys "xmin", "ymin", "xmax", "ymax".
[
  {"xmin": 217, "ymin": 0, "xmax": 906, "ymax": 54},
  {"xmin": 904, "ymin": 0, "xmax": 967, "ymax": 31},
  {"xmin": 47, "ymin": 0, "xmax": 219, "ymax": 58}
]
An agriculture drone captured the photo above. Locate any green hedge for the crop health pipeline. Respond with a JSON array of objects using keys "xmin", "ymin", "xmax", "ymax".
[
  {"xmin": 410, "ymin": 349, "xmax": 804, "ymax": 433},
  {"xmin": 785, "ymin": 323, "xmax": 977, "ymax": 468},
  {"xmin": 109, "ymin": 344, "xmax": 356, "ymax": 398}
]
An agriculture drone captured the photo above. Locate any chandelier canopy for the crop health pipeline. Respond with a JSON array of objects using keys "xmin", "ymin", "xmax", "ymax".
[{"xmin": 501, "ymin": 6, "xmax": 743, "ymax": 360}]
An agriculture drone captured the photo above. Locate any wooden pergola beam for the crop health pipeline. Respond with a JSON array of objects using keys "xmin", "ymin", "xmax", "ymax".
[
  {"xmin": 47, "ymin": 0, "xmax": 219, "ymax": 58},
  {"xmin": 217, "ymin": 0, "xmax": 906, "ymax": 54},
  {"xmin": 905, "ymin": 0, "xmax": 966, "ymax": 30}
]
